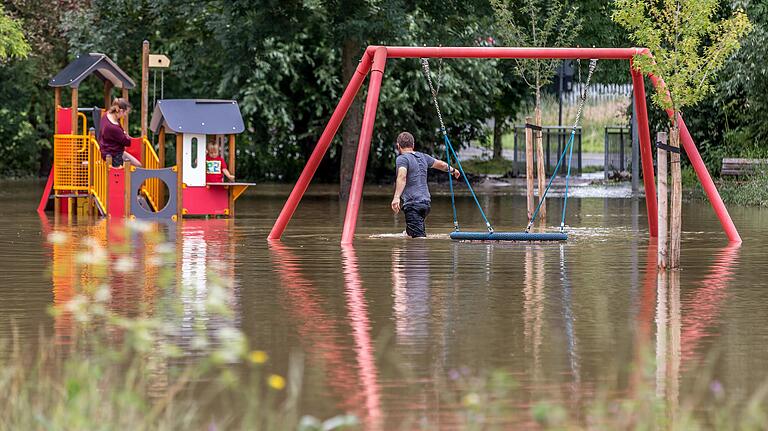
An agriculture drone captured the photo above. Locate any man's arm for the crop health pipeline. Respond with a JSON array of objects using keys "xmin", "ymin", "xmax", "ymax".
[
  {"xmin": 431, "ymin": 159, "xmax": 461, "ymax": 179},
  {"xmin": 391, "ymin": 167, "xmax": 407, "ymax": 213}
]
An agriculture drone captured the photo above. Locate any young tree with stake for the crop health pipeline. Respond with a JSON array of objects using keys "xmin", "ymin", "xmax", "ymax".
[
  {"xmin": 491, "ymin": 0, "xmax": 581, "ymax": 221},
  {"xmin": 613, "ymin": 0, "xmax": 751, "ymax": 268}
]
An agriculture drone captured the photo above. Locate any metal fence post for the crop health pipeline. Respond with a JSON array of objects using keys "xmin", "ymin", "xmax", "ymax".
[{"xmin": 604, "ymin": 127, "xmax": 609, "ymax": 180}]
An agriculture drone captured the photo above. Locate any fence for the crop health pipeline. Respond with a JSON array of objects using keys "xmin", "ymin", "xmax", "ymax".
[
  {"xmin": 512, "ymin": 125, "xmax": 582, "ymax": 175},
  {"xmin": 562, "ymin": 83, "xmax": 633, "ymax": 105},
  {"xmin": 604, "ymin": 126, "xmax": 632, "ymax": 179}
]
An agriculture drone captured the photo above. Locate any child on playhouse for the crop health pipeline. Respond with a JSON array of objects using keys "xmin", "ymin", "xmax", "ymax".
[{"xmin": 206, "ymin": 136, "xmax": 235, "ymax": 183}]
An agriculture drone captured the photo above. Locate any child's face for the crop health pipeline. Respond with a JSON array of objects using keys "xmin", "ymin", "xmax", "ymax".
[{"xmin": 207, "ymin": 144, "xmax": 219, "ymax": 157}]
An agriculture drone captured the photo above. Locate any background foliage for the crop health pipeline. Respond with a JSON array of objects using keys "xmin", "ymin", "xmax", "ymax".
[{"xmin": 0, "ymin": 0, "xmax": 763, "ymax": 180}]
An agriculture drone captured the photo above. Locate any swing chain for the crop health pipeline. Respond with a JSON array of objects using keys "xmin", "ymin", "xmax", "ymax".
[
  {"xmin": 525, "ymin": 58, "xmax": 598, "ymax": 234},
  {"xmin": 421, "ymin": 58, "xmax": 448, "ymax": 135}
]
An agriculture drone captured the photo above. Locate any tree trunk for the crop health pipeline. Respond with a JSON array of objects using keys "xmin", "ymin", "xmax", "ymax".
[
  {"xmin": 339, "ymin": 38, "xmax": 363, "ymax": 201},
  {"xmin": 669, "ymin": 124, "xmax": 682, "ymax": 268},
  {"xmin": 657, "ymin": 132, "xmax": 668, "ymax": 269},
  {"xmin": 535, "ymin": 106, "xmax": 546, "ymax": 219},
  {"xmin": 525, "ymin": 116, "xmax": 534, "ymax": 221},
  {"xmin": 493, "ymin": 114, "xmax": 504, "ymax": 160}
]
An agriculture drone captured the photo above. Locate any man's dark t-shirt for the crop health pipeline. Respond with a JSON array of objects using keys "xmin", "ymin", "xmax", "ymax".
[{"xmin": 395, "ymin": 151, "xmax": 436, "ymax": 207}]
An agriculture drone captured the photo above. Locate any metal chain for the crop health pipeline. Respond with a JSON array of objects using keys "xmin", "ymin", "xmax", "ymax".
[
  {"xmin": 572, "ymin": 59, "xmax": 597, "ymax": 130},
  {"xmin": 421, "ymin": 58, "xmax": 448, "ymax": 134}
]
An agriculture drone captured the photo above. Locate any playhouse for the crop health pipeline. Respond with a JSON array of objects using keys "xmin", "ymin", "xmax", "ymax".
[{"xmin": 38, "ymin": 49, "xmax": 252, "ymax": 221}]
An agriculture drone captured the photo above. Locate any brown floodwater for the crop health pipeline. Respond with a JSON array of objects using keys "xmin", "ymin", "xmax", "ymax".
[{"xmin": 2, "ymin": 179, "xmax": 768, "ymax": 428}]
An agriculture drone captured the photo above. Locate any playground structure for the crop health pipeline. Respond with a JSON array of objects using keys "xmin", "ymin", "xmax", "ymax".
[
  {"xmin": 268, "ymin": 46, "xmax": 742, "ymax": 244},
  {"xmin": 38, "ymin": 43, "xmax": 252, "ymax": 221}
]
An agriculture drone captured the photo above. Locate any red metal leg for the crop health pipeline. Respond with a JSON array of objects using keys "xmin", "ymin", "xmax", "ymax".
[
  {"xmin": 268, "ymin": 53, "xmax": 374, "ymax": 241},
  {"xmin": 340, "ymin": 47, "xmax": 388, "ymax": 245},
  {"xmin": 631, "ymin": 65, "xmax": 659, "ymax": 237},
  {"xmin": 38, "ymin": 166, "xmax": 55, "ymax": 213},
  {"xmin": 646, "ymin": 73, "xmax": 742, "ymax": 243}
]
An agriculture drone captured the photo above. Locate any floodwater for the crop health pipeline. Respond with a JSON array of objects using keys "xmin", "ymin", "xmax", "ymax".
[{"xmin": 2, "ymin": 180, "xmax": 768, "ymax": 428}]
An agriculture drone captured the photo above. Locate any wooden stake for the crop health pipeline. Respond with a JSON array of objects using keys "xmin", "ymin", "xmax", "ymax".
[
  {"xmin": 121, "ymin": 87, "xmax": 129, "ymax": 131},
  {"xmin": 54, "ymin": 87, "xmax": 61, "ymax": 133},
  {"xmin": 125, "ymin": 160, "xmax": 132, "ymax": 218},
  {"xmin": 228, "ymin": 134, "xmax": 236, "ymax": 217},
  {"xmin": 525, "ymin": 116, "xmax": 534, "ymax": 221},
  {"xmin": 657, "ymin": 132, "xmax": 668, "ymax": 268},
  {"xmin": 71, "ymin": 88, "xmax": 79, "ymax": 135},
  {"xmin": 669, "ymin": 124, "xmax": 682, "ymax": 268},
  {"xmin": 535, "ymin": 108, "xmax": 546, "ymax": 218},
  {"xmin": 141, "ymin": 40, "xmax": 149, "ymax": 138},
  {"xmin": 103, "ymin": 81, "xmax": 113, "ymax": 111}
]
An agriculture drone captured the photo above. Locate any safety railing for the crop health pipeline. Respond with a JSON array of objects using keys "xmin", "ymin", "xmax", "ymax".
[
  {"xmin": 89, "ymin": 137, "xmax": 108, "ymax": 215},
  {"xmin": 140, "ymin": 138, "xmax": 162, "ymax": 211},
  {"xmin": 53, "ymin": 134, "xmax": 91, "ymax": 191},
  {"xmin": 77, "ymin": 112, "xmax": 87, "ymax": 136}
]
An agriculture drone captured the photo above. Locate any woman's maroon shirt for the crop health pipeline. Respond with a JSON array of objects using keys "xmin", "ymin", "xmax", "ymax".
[{"xmin": 99, "ymin": 115, "xmax": 131, "ymax": 156}]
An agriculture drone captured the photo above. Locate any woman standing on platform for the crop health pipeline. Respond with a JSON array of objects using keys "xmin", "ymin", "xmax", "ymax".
[{"xmin": 99, "ymin": 98, "xmax": 142, "ymax": 168}]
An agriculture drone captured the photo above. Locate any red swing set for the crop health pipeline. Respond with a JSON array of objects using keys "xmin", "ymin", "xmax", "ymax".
[{"xmin": 267, "ymin": 46, "xmax": 742, "ymax": 245}]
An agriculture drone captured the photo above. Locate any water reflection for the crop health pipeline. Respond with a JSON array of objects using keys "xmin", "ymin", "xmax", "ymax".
[
  {"xmin": 269, "ymin": 242, "xmax": 382, "ymax": 429},
  {"xmin": 341, "ymin": 246, "xmax": 383, "ymax": 431}
]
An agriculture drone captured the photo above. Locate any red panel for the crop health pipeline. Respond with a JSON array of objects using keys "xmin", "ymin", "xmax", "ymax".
[
  {"xmin": 108, "ymin": 168, "xmax": 126, "ymax": 218},
  {"xmin": 56, "ymin": 108, "xmax": 73, "ymax": 134},
  {"xmin": 125, "ymin": 137, "xmax": 143, "ymax": 163},
  {"xmin": 183, "ymin": 186, "xmax": 229, "ymax": 216}
]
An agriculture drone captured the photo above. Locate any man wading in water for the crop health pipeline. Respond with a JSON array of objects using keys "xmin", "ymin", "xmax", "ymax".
[{"xmin": 391, "ymin": 131, "xmax": 460, "ymax": 238}]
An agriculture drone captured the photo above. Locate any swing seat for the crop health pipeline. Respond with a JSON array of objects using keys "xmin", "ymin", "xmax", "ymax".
[{"xmin": 450, "ymin": 231, "xmax": 568, "ymax": 242}]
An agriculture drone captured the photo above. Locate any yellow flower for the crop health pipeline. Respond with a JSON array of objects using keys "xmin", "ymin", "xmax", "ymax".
[
  {"xmin": 248, "ymin": 350, "xmax": 268, "ymax": 364},
  {"xmin": 268, "ymin": 374, "xmax": 285, "ymax": 390}
]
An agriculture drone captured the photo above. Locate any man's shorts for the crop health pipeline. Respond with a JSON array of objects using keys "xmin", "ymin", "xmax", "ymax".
[{"xmin": 403, "ymin": 201, "xmax": 431, "ymax": 238}]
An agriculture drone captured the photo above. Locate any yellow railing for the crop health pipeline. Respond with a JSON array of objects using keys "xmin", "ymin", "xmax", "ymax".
[
  {"xmin": 53, "ymin": 134, "xmax": 90, "ymax": 191},
  {"xmin": 140, "ymin": 138, "xmax": 162, "ymax": 211},
  {"xmin": 77, "ymin": 112, "xmax": 87, "ymax": 136},
  {"xmin": 89, "ymin": 138, "xmax": 108, "ymax": 215}
]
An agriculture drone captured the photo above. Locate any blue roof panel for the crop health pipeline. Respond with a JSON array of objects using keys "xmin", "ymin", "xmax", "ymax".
[{"xmin": 149, "ymin": 99, "xmax": 245, "ymax": 134}]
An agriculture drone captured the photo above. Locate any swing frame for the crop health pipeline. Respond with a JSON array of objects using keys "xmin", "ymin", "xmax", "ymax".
[{"xmin": 268, "ymin": 46, "xmax": 742, "ymax": 245}]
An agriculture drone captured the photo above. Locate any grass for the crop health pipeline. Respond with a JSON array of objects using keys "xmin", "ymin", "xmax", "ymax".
[
  {"xmin": 492, "ymin": 93, "xmax": 631, "ymax": 154},
  {"xmin": 459, "ymin": 157, "xmax": 520, "ymax": 176},
  {"xmin": 687, "ymin": 167, "xmax": 768, "ymax": 207}
]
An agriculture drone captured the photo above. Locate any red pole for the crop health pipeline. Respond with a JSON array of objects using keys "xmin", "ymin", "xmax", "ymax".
[
  {"xmin": 341, "ymin": 47, "xmax": 388, "ymax": 245},
  {"xmin": 644, "ymin": 73, "xmax": 741, "ymax": 243},
  {"xmin": 268, "ymin": 52, "xmax": 374, "ymax": 240},
  {"xmin": 630, "ymin": 62, "xmax": 659, "ymax": 237}
]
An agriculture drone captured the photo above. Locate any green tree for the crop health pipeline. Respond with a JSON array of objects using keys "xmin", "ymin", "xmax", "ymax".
[
  {"xmin": 490, "ymin": 0, "xmax": 581, "ymax": 116},
  {"xmin": 613, "ymin": 0, "xmax": 751, "ymax": 116},
  {"xmin": 0, "ymin": 4, "xmax": 29, "ymax": 60},
  {"xmin": 612, "ymin": 0, "xmax": 751, "ymax": 268}
]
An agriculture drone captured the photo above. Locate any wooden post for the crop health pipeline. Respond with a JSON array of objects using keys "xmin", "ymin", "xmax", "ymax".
[
  {"xmin": 525, "ymin": 117, "xmax": 534, "ymax": 221},
  {"xmin": 54, "ymin": 87, "xmax": 61, "ymax": 132},
  {"xmin": 105, "ymin": 155, "xmax": 112, "ymax": 216},
  {"xmin": 121, "ymin": 87, "xmax": 129, "ymax": 131},
  {"xmin": 657, "ymin": 132, "xmax": 668, "ymax": 268},
  {"xmin": 71, "ymin": 88, "xmax": 79, "ymax": 135},
  {"xmin": 535, "ymin": 108, "xmax": 546, "ymax": 218},
  {"xmin": 228, "ymin": 134, "xmax": 236, "ymax": 217},
  {"xmin": 103, "ymin": 81, "xmax": 113, "ymax": 110},
  {"xmin": 125, "ymin": 160, "xmax": 132, "ymax": 218},
  {"xmin": 141, "ymin": 40, "xmax": 149, "ymax": 139},
  {"xmin": 176, "ymin": 133, "xmax": 183, "ymax": 219},
  {"xmin": 669, "ymin": 123, "xmax": 682, "ymax": 268}
]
